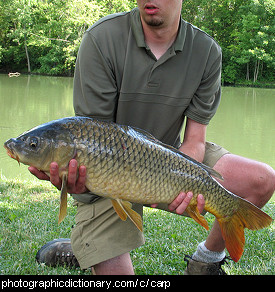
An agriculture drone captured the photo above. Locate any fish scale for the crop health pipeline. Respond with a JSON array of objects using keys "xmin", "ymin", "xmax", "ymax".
[
  {"xmin": 64, "ymin": 119, "xmax": 246, "ymax": 209},
  {"xmin": 4, "ymin": 116, "xmax": 273, "ymax": 262},
  {"xmin": 60, "ymin": 118, "xmax": 261, "ymax": 214}
]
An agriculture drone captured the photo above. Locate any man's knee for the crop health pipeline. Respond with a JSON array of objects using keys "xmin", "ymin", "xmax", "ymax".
[
  {"xmin": 214, "ymin": 154, "xmax": 275, "ymax": 207},
  {"xmin": 252, "ymin": 163, "xmax": 275, "ymax": 205}
]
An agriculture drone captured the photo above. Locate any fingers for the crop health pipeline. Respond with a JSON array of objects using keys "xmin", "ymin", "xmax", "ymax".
[
  {"xmin": 28, "ymin": 166, "xmax": 50, "ymax": 181},
  {"xmin": 29, "ymin": 160, "xmax": 87, "ymax": 194},
  {"xmin": 67, "ymin": 159, "xmax": 78, "ymax": 189},
  {"xmin": 50, "ymin": 160, "xmax": 87, "ymax": 193},
  {"xmin": 28, "ymin": 164, "xmax": 61, "ymax": 189},
  {"xmin": 168, "ymin": 192, "xmax": 205, "ymax": 215},
  {"xmin": 49, "ymin": 162, "xmax": 61, "ymax": 189},
  {"xmin": 169, "ymin": 192, "xmax": 193, "ymax": 214},
  {"xmin": 197, "ymin": 193, "xmax": 205, "ymax": 214},
  {"xmin": 67, "ymin": 159, "xmax": 87, "ymax": 193},
  {"xmin": 78, "ymin": 165, "xmax": 86, "ymax": 185}
]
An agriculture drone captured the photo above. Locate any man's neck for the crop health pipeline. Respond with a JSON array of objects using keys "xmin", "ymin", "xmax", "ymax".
[{"xmin": 141, "ymin": 19, "xmax": 180, "ymax": 60}]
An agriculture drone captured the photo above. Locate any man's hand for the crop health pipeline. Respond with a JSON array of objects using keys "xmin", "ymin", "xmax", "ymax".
[
  {"xmin": 151, "ymin": 192, "xmax": 205, "ymax": 215},
  {"xmin": 169, "ymin": 192, "xmax": 205, "ymax": 214},
  {"xmin": 28, "ymin": 159, "xmax": 88, "ymax": 194}
]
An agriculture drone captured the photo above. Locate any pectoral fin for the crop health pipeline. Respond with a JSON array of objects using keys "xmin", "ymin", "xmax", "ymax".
[
  {"xmin": 185, "ymin": 203, "xmax": 209, "ymax": 231},
  {"xmin": 58, "ymin": 174, "xmax": 68, "ymax": 224},
  {"xmin": 111, "ymin": 199, "xmax": 143, "ymax": 231}
]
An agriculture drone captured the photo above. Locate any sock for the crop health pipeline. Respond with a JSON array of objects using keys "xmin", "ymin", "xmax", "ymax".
[{"xmin": 192, "ymin": 241, "xmax": 226, "ymax": 263}]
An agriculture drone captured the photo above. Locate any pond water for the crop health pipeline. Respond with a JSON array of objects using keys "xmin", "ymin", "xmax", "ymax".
[{"xmin": 0, "ymin": 75, "xmax": 275, "ymax": 188}]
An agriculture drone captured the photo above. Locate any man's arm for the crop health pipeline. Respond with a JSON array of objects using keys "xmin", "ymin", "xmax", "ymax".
[
  {"xmin": 179, "ymin": 118, "xmax": 207, "ymax": 163},
  {"xmin": 167, "ymin": 118, "xmax": 207, "ymax": 214},
  {"xmin": 169, "ymin": 41, "xmax": 222, "ymax": 215},
  {"xmin": 167, "ymin": 39, "xmax": 221, "ymax": 214}
]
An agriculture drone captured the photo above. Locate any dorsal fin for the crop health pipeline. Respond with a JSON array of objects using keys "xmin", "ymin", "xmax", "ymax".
[{"xmin": 128, "ymin": 126, "xmax": 223, "ymax": 180}]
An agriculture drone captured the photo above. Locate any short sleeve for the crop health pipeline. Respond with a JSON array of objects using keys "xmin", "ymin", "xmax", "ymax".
[
  {"xmin": 73, "ymin": 32, "xmax": 118, "ymax": 121},
  {"xmin": 184, "ymin": 44, "xmax": 222, "ymax": 125}
]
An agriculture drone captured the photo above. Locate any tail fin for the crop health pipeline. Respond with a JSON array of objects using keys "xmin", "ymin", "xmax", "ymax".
[{"xmin": 217, "ymin": 198, "xmax": 272, "ymax": 262}]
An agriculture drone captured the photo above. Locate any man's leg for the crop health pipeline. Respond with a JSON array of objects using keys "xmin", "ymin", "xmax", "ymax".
[
  {"xmin": 93, "ymin": 252, "xmax": 134, "ymax": 275},
  {"xmin": 188, "ymin": 153, "xmax": 275, "ymax": 274},
  {"xmin": 215, "ymin": 154, "xmax": 275, "ymax": 206},
  {"xmin": 205, "ymin": 153, "xmax": 275, "ymax": 252}
]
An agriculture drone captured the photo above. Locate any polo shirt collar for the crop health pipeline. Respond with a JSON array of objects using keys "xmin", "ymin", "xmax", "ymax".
[{"xmin": 130, "ymin": 8, "xmax": 187, "ymax": 53}]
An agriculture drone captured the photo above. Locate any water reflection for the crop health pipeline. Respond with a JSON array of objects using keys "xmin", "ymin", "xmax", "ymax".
[
  {"xmin": 0, "ymin": 75, "xmax": 74, "ymax": 179},
  {"xmin": 0, "ymin": 74, "xmax": 274, "ymax": 181},
  {"xmin": 207, "ymin": 86, "xmax": 275, "ymax": 166}
]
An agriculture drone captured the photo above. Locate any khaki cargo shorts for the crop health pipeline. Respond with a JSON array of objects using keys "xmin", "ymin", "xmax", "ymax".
[{"xmin": 71, "ymin": 142, "xmax": 230, "ymax": 269}]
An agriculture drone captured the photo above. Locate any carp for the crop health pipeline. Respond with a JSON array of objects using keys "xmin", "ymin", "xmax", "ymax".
[{"xmin": 4, "ymin": 117, "xmax": 272, "ymax": 262}]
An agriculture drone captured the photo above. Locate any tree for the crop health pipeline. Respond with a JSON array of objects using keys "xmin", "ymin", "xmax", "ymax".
[
  {"xmin": 0, "ymin": 0, "xmax": 274, "ymax": 84},
  {"xmin": 0, "ymin": 0, "xmax": 103, "ymax": 75},
  {"xmin": 182, "ymin": 0, "xmax": 274, "ymax": 85},
  {"xmin": 0, "ymin": 0, "xmax": 34, "ymax": 73},
  {"xmin": 233, "ymin": 0, "xmax": 275, "ymax": 83}
]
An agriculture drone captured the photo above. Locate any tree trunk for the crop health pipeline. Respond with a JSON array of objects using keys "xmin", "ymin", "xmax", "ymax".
[
  {"xmin": 246, "ymin": 62, "xmax": 250, "ymax": 81},
  {"xmin": 24, "ymin": 24, "xmax": 31, "ymax": 74},
  {"xmin": 253, "ymin": 59, "xmax": 260, "ymax": 83},
  {"xmin": 24, "ymin": 41, "xmax": 31, "ymax": 74}
]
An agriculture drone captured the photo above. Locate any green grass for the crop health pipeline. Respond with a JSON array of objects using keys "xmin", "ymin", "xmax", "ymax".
[{"xmin": 0, "ymin": 177, "xmax": 274, "ymax": 275}]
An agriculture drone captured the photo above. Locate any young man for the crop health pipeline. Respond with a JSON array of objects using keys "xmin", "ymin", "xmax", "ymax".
[{"xmin": 31, "ymin": 0, "xmax": 275, "ymax": 275}]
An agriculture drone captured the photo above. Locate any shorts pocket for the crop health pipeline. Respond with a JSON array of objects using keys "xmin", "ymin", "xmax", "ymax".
[{"xmin": 71, "ymin": 203, "xmax": 97, "ymax": 260}]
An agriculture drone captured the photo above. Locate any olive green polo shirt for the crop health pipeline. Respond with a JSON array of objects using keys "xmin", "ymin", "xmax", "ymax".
[{"xmin": 73, "ymin": 7, "xmax": 222, "ymax": 148}]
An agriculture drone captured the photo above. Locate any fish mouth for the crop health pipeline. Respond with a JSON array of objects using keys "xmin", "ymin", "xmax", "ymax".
[{"xmin": 4, "ymin": 143, "xmax": 20, "ymax": 165}]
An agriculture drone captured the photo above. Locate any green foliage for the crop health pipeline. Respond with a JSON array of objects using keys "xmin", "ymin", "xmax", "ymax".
[
  {"xmin": 1, "ymin": 0, "xmax": 106, "ymax": 76},
  {"xmin": 0, "ymin": 0, "xmax": 274, "ymax": 84},
  {"xmin": 182, "ymin": 0, "xmax": 275, "ymax": 85}
]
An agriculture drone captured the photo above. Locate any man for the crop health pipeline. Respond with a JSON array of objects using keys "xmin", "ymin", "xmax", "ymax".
[{"xmin": 31, "ymin": 0, "xmax": 275, "ymax": 275}]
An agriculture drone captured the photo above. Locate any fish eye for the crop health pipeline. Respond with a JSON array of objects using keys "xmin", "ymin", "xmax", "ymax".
[{"xmin": 29, "ymin": 137, "xmax": 38, "ymax": 149}]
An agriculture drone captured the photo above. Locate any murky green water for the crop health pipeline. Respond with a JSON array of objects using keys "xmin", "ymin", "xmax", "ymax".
[{"xmin": 1, "ymin": 75, "xmax": 275, "ymax": 185}]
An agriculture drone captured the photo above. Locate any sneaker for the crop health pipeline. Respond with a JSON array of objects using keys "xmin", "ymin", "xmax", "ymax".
[
  {"xmin": 184, "ymin": 255, "xmax": 229, "ymax": 275},
  {"xmin": 36, "ymin": 238, "xmax": 79, "ymax": 268}
]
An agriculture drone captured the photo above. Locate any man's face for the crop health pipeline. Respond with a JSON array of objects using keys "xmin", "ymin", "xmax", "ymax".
[{"xmin": 137, "ymin": 0, "xmax": 182, "ymax": 28}]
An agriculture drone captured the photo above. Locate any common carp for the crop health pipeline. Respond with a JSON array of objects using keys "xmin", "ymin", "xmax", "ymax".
[{"xmin": 4, "ymin": 117, "xmax": 273, "ymax": 262}]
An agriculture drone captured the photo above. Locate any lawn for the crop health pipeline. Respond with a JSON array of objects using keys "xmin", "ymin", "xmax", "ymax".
[{"xmin": 0, "ymin": 177, "xmax": 274, "ymax": 275}]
